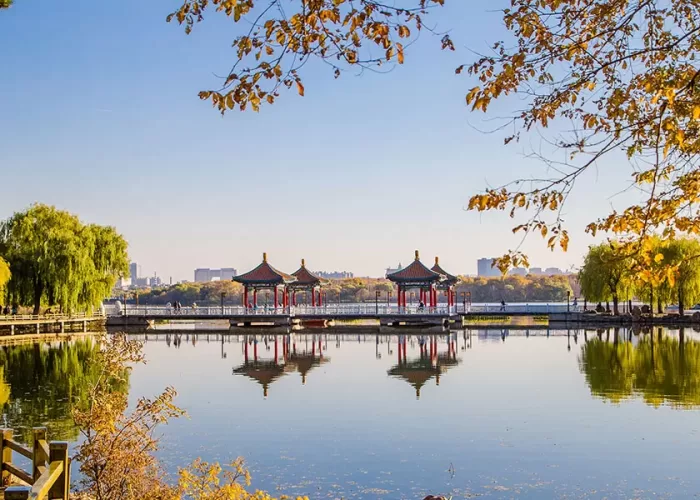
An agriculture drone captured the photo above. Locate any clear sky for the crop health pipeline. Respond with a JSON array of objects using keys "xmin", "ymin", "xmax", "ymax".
[{"xmin": 0, "ymin": 0, "xmax": 638, "ymax": 281}]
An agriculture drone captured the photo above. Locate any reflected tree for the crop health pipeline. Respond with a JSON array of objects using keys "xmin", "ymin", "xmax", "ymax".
[
  {"xmin": 0, "ymin": 339, "xmax": 128, "ymax": 443},
  {"xmin": 580, "ymin": 330, "xmax": 700, "ymax": 408}
]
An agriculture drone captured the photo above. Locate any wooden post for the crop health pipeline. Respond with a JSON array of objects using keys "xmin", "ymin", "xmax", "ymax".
[
  {"xmin": 59, "ymin": 322, "xmax": 64, "ymax": 333},
  {"xmin": 10, "ymin": 324, "xmax": 14, "ymax": 335},
  {"xmin": 33, "ymin": 427, "xmax": 48, "ymax": 482},
  {"xmin": 48, "ymin": 441, "xmax": 69, "ymax": 500},
  {"xmin": 4, "ymin": 486, "xmax": 31, "ymax": 499},
  {"xmin": 1, "ymin": 429, "xmax": 12, "ymax": 486},
  {"xmin": 36, "ymin": 323, "xmax": 40, "ymax": 334},
  {"xmin": 83, "ymin": 320, "xmax": 87, "ymax": 332}
]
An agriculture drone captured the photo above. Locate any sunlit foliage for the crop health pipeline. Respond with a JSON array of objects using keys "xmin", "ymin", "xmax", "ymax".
[
  {"xmin": 462, "ymin": 0, "xmax": 700, "ymax": 270},
  {"xmin": 456, "ymin": 274, "xmax": 572, "ymax": 303},
  {"xmin": 0, "ymin": 256, "xmax": 9, "ymax": 302},
  {"xmin": 0, "ymin": 204, "xmax": 129, "ymax": 314},
  {"xmin": 167, "ymin": 0, "xmax": 451, "ymax": 114}
]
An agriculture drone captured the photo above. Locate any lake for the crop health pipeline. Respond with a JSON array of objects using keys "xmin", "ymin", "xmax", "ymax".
[{"xmin": 3, "ymin": 327, "xmax": 700, "ymax": 498}]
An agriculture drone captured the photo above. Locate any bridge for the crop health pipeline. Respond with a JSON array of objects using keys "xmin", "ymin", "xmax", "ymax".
[
  {"xmin": 106, "ymin": 303, "xmax": 577, "ymax": 329},
  {"xmin": 0, "ymin": 312, "xmax": 105, "ymax": 336}
]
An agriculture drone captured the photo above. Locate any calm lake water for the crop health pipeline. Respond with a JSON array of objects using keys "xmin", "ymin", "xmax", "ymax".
[{"xmin": 3, "ymin": 327, "xmax": 700, "ymax": 498}]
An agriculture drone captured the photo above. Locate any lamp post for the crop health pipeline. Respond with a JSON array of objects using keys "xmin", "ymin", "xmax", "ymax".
[
  {"xmin": 123, "ymin": 293, "xmax": 127, "ymax": 317},
  {"xmin": 567, "ymin": 290, "xmax": 571, "ymax": 313},
  {"xmin": 375, "ymin": 290, "xmax": 381, "ymax": 315},
  {"xmin": 220, "ymin": 292, "xmax": 226, "ymax": 315}
]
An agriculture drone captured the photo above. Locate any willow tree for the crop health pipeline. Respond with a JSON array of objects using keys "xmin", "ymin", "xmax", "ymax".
[
  {"xmin": 578, "ymin": 243, "xmax": 632, "ymax": 314},
  {"xmin": 0, "ymin": 257, "xmax": 9, "ymax": 303},
  {"xmin": 664, "ymin": 238, "xmax": 700, "ymax": 315},
  {"xmin": 0, "ymin": 204, "xmax": 129, "ymax": 314}
]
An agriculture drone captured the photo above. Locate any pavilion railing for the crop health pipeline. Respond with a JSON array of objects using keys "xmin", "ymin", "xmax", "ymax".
[
  {"xmin": 1, "ymin": 427, "xmax": 70, "ymax": 500},
  {"xmin": 0, "ymin": 311, "xmax": 104, "ymax": 322}
]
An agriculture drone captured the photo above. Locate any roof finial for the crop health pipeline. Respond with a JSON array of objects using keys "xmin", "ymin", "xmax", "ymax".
[
  {"xmin": 301, "ymin": 258, "xmax": 305, "ymax": 267},
  {"xmin": 263, "ymin": 252, "xmax": 267, "ymax": 262},
  {"xmin": 415, "ymin": 250, "xmax": 420, "ymax": 261},
  {"xmin": 435, "ymin": 256, "xmax": 439, "ymax": 265}
]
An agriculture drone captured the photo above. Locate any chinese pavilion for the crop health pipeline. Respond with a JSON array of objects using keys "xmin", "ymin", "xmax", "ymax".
[
  {"xmin": 233, "ymin": 253, "xmax": 296, "ymax": 310},
  {"xmin": 431, "ymin": 256, "xmax": 459, "ymax": 308},
  {"xmin": 289, "ymin": 259, "xmax": 327, "ymax": 307},
  {"xmin": 386, "ymin": 250, "xmax": 444, "ymax": 308}
]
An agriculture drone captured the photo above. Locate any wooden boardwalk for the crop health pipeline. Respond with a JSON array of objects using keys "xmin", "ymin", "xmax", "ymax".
[{"xmin": 0, "ymin": 313, "xmax": 105, "ymax": 336}]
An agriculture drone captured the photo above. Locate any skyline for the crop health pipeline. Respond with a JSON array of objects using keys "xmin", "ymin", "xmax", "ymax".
[{"xmin": 0, "ymin": 0, "xmax": 635, "ymax": 281}]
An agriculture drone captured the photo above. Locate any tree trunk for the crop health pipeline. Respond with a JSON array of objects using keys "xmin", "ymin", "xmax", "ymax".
[
  {"xmin": 649, "ymin": 286, "xmax": 654, "ymax": 317},
  {"xmin": 657, "ymin": 298, "xmax": 663, "ymax": 314},
  {"xmin": 679, "ymin": 288, "xmax": 685, "ymax": 317},
  {"xmin": 32, "ymin": 276, "xmax": 43, "ymax": 315},
  {"xmin": 606, "ymin": 301, "xmax": 611, "ymax": 313},
  {"xmin": 583, "ymin": 298, "xmax": 587, "ymax": 311},
  {"xmin": 613, "ymin": 295, "xmax": 619, "ymax": 315}
]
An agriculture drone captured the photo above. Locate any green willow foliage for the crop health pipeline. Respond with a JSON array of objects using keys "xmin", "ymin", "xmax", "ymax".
[
  {"xmin": 0, "ymin": 339, "xmax": 124, "ymax": 443},
  {"xmin": 579, "ymin": 239, "xmax": 700, "ymax": 314},
  {"xmin": 0, "ymin": 204, "xmax": 129, "ymax": 314},
  {"xmin": 580, "ymin": 331, "xmax": 700, "ymax": 408},
  {"xmin": 0, "ymin": 256, "xmax": 9, "ymax": 300}
]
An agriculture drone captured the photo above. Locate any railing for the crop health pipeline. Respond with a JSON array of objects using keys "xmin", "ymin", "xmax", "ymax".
[
  {"xmin": 1, "ymin": 427, "xmax": 69, "ymax": 500},
  {"xmin": 110, "ymin": 304, "xmax": 461, "ymax": 316},
  {"xmin": 0, "ymin": 311, "xmax": 103, "ymax": 322},
  {"xmin": 107, "ymin": 302, "xmax": 581, "ymax": 317}
]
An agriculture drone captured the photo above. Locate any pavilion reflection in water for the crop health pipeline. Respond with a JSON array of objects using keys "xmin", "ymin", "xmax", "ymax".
[
  {"xmin": 232, "ymin": 335, "xmax": 329, "ymax": 397},
  {"xmin": 387, "ymin": 335, "xmax": 461, "ymax": 399}
]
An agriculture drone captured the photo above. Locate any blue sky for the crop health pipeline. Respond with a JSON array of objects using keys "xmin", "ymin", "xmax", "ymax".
[{"xmin": 0, "ymin": 0, "xmax": 638, "ymax": 280}]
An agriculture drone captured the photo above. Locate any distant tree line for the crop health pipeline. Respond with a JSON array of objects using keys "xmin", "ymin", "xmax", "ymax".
[
  {"xmin": 0, "ymin": 204, "xmax": 130, "ymax": 314},
  {"xmin": 578, "ymin": 238, "xmax": 700, "ymax": 315}
]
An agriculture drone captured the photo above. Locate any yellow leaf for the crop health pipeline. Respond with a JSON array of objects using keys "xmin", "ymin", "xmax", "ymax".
[
  {"xmin": 654, "ymin": 253, "xmax": 664, "ymax": 263},
  {"xmin": 693, "ymin": 106, "xmax": 700, "ymax": 120},
  {"xmin": 396, "ymin": 43, "xmax": 404, "ymax": 64},
  {"xmin": 296, "ymin": 81, "xmax": 305, "ymax": 96}
]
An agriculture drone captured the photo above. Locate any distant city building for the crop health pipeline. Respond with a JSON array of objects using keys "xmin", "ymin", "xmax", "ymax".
[
  {"xmin": 194, "ymin": 268, "xmax": 238, "ymax": 283},
  {"xmin": 508, "ymin": 267, "xmax": 528, "ymax": 276},
  {"xmin": 315, "ymin": 271, "xmax": 354, "ymax": 279},
  {"xmin": 385, "ymin": 263, "xmax": 403, "ymax": 276},
  {"xmin": 113, "ymin": 276, "xmax": 130, "ymax": 290},
  {"xmin": 529, "ymin": 267, "xmax": 543, "ymax": 275},
  {"xmin": 477, "ymin": 258, "xmax": 500, "ymax": 277},
  {"xmin": 545, "ymin": 267, "xmax": 564, "ymax": 275},
  {"xmin": 129, "ymin": 262, "xmax": 139, "ymax": 285},
  {"xmin": 134, "ymin": 277, "xmax": 149, "ymax": 288},
  {"xmin": 149, "ymin": 276, "xmax": 162, "ymax": 287}
]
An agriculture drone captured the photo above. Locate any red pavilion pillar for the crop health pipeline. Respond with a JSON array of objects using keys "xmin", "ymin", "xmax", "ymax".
[
  {"xmin": 318, "ymin": 290, "xmax": 322, "ymax": 306},
  {"xmin": 253, "ymin": 289, "xmax": 258, "ymax": 308},
  {"xmin": 397, "ymin": 286, "xmax": 402, "ymax": 308},
  {"xmin": 292, "ymin": 292, "xmax": 297, "ymax": 306},
  {"xmin": 243, "ymin": 287, "xmax": 249, "ymax": 309}
]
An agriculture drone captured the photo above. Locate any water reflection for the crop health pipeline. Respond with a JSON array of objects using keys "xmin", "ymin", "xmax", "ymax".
[
  {"xmin": 0, "ymin": 339, "xmax": 108, "ymax": 443},
  {"xmin": 580, "ymin": 327, "xmax": 700, "ymax": 407},
  {"xmin": 387, "ymin": 335, "xmax": 460, "ymax": 399},
  {"xmin": 232, "ymin": 335, "xmax": 330, "ymax": 396}
]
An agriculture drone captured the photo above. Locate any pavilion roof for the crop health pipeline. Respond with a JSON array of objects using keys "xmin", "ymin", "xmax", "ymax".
[
  {"xmin": 233, "ymin": 253, "xmax": 296, "ymax": 286},
  {"xmin": 431, "ymin": 257, "xmax": 459, "ymax": 286},
  {"xmin": 287, "ymin": 352, "xmax": 330, "ymax": 384},
  {"xmin": 386, "ymin": 251, "xmax": 443, "ymax": 284},
  {"xmin": 290, "ymin": 259, "xmax": 326, "ymax": 287},
  {"xmin": 233, "ymin": 359, "xmax": 295, "ymax": 397}
]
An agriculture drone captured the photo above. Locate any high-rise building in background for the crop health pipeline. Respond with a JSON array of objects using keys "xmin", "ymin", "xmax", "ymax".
[
  {"xmin": 194, "ymin": 268, "xmax": 238, "ymax": 283},
  {"xmin": 477, "ymin": 258, "xmax": 500, "ymax": 277},
  {"xmin": 529, "ymin": 267, "xmax": 543, "ymax": 275},
  {"xmin": 129, "ymin": 262, "xmax": 138, "ymax": 285}
]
